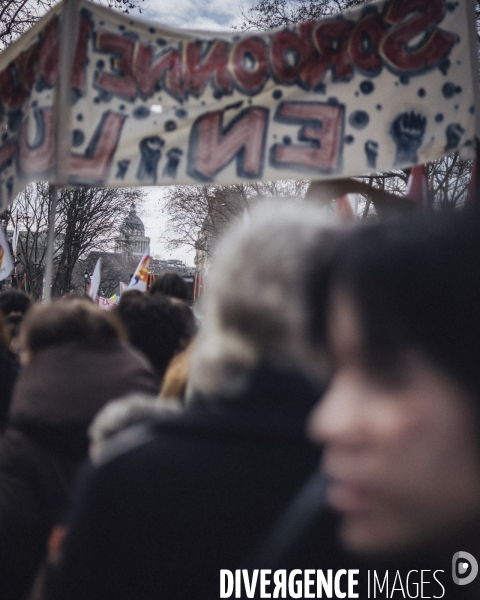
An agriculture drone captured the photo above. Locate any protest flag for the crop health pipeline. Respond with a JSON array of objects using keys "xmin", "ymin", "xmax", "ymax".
[
  {"xmin": 128, "ymin": 245, "xmax": 151, "ymax": 292},
  {"xmin": 0, "ymin": 225, "xmax": 14, "ymax": 282},
  {"xmin": 87, "ymin": 258, "xmax": 101, "ymax": 301},
  {"xmin": 335, "ymin": 194, "xmax": 358, "ymax": 221},
  {"xmin": 405, "ymin": 165, "xmax": 429, "ymax": 210}
]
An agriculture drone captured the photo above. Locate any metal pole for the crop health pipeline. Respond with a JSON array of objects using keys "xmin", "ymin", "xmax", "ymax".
[
  {"xmin": 43, "ymin": 184, "xmax": 58, "ymax": 303},
  {"xmin": 42, "ymin": 0, "xmax": 79, "ymax": 303}
]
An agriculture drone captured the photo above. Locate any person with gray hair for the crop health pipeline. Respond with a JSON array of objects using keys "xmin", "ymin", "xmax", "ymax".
[
  {"xmin": 50, "ymin": 200, "xmax": 338, "ymax": 600},
  {"xmin": 188, "ymin": 200, "xmax": 332, "ymax": 401}
]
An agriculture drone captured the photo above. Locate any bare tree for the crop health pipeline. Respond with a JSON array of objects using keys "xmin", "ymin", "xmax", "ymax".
[
  {"xmin": 10, "ymin": 182, "xmax": 145, "ymax": 299},
  {"xmin": 162, "ymin": 181, "xmax": 307, "ymax": 257},
  {"xmin": 76, "ymin": 251, "xmax": 126, "ymax": 298},
  {"xmin": 0, "ymin": 0, "xmax": 145, "ymax": 50},
  {"xmin": 235, "ymin": 0, "xmax": 365, "ymax": 32},
  {"xmin": 11, "ymin": 182, "xmax": 50, "ymax": 298}
]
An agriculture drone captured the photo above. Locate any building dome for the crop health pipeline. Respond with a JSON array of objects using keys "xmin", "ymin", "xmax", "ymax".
[
  {"xmin": 115, "ymin": 203, "xmax": 150, "ymax": 257},
  {"xmin": 120, "ymin": 203, "xmax": 145, "ymax": 237}
]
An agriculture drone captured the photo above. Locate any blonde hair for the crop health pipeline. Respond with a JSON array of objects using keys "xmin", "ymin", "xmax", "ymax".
[{"xmin": 160, "ymin": 340, "xmax": 196, "ymax": 402}]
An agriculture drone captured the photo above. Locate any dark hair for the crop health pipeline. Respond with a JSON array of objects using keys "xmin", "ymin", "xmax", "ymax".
[
  {"xmin": 119, "ymin": 289, "xmax": 144, "ymax": 304},
  {"xmin": 308, "ymin": 209, "xmax": 480, "ymax": 399},
  {"xmin": 21, "ymin": 298, "xmax": 125, "ymax": 356},
  {"xmin": 0, "ymin": 289, "xmax": 31, "ymax": 316},
  {"xmin": 149, "ymin": 272, "xmax": 189, "ymax": 301},
  {"xmin": 116, "ymin": 294, "xmax": 196, "ymax": 383},
  {"xmin": 0, "ymin": 309, "xmax": 10, "ymax": 347}
]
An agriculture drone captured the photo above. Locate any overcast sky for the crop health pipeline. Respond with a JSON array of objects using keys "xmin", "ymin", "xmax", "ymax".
[
  {"xmin": 142, "ymin": 0, "xmax": 248, "ymax": 31},
  {"xmin": 136, "ymin": 0, "xmax": 254, "ymax": 266}
]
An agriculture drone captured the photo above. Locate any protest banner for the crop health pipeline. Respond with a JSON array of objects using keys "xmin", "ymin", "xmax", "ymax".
[
  {"xmin": 87, "ymin": 257, "xmax": 101, "ymax": 300},
  {"xmin": 98, "ymin": 295, "xmax": 117, "ymax": 309},
  {"xmin": 0, "ymin": 0, "xmax": 478, "ymax": 215}
]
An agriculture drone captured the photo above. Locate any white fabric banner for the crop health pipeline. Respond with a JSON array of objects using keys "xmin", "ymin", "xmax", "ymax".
[
  {"xmin": 87, "ymin": 257, "xmax": 101, "ymax": 300},
  {"xmin": 0, "ymin": 225, "xmax": 14, "ymax": 281},
  {"xmin": 0, "ymin": 0, "xmax": 477, "ymax": 211}
]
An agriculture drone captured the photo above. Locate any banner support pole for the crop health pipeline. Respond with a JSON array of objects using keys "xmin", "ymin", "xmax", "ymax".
[
  {"xmin": 43, "ymin": 0, "xmax": 79, "ymax": 303},
  {"xmin": 43, "ymin": 184, "xmax": 58, "ymax": 303}
]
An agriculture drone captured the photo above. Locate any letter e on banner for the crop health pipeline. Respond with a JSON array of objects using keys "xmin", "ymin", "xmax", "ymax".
[{"xmin": 271, "ymin": 101, "xmax": 344, "ymax": 174}]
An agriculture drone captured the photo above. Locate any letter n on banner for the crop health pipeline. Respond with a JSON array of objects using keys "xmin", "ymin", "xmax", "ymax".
[
  {"xmin": 271, "ymin": 101, "xmax": 344, "ymax": 174},
  {"xmin": 188, "ymin": 107, "xmax": 268, "ymax": 181}
]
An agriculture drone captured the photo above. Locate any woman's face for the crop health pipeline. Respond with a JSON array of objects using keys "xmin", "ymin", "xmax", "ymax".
[{"xmin": 307, "ymin": 291, "xmax": 480, "ymax": 556}]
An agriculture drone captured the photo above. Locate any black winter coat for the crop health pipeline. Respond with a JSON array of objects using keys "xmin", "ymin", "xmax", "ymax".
[
  {"xmin": 51, "ymin": 366, "xmax": 328, "ymax": 600},
  {"xmin": 0, "ymin": 341, "xmax": 158, "ymax": 600}
]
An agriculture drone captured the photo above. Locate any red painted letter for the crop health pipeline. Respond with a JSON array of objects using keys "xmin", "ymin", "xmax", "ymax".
[
  {"xmin": 133, "ymin": 45, "xmax": 183, "ymax": 100},
  {"xmin": 70, "ymin": 111, "xmax": 126, "ymax": 184},
  {"xmin": 18, "ymin": 108, "xmax": 55, "ymax": 175},
  {"xmin": 305, "ymin": 20, "xmax": 354, "ymax": 88},
  {"xmin": 96, "ymin": 33, "xmax": 136, "ymax": 100},
  {"xmin": 230, "ymin": 37, "xmax": 269, "ymax": 94},
  {"xmin": 348, "ymin": 12, "xmax": 387, "ymax": 75},
  {"xmin": 381, "ymin": 0, "xmax": 457, "ymax": 73},
  {"xmin": 188, "ymin": 107, "xmax": 268, "ymax": 180},
  {"xmin": 272, "ymin": 101, "xmax": 344, "ymax": 173},
  {"xmin": 72, "ymin": 13, "xmax": 93, "ymax": 94},
  {"xmin": 184, "ymin": 40, "xmax": 232, "ymax": 97},
  {"xmin": 270, "ymin": 22, "xmax": 316, "ymax": 85}
]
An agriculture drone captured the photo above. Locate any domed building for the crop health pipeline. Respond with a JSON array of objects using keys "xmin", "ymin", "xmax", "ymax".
[{"xmin": 115, "ymin": 203, "xmax": 150, "ymax": 257}]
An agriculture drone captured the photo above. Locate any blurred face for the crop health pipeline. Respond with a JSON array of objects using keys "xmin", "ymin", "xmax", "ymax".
[{"xmin": 308, "ymin": 291, "xmax": 480, "ymax": 556}]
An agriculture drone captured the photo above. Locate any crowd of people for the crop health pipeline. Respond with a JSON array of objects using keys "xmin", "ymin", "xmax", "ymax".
[{"xmin": 0, "ymin": 198, "xmax": 479, "ymax": 599}]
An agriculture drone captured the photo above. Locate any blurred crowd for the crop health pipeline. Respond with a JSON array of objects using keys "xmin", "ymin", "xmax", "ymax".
[{"xmin": 0, "ymin": 199, "xmax": 479, "ymax": 599}]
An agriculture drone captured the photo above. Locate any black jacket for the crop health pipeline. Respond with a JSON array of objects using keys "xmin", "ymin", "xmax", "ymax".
[
  {"xmin": 0, "ymin": 341, "xmax": 158, "ymax": 600},
  {"xmin": 51, "ymin": 366, "xmax": 328, "ymax": 600},
  {"xmin": 51, "ymin": 364, "xmax": 480, "ymax": 600},
  {"xmin": 0, "ymin": 342, "xmax": 16, "ymax": 432}
]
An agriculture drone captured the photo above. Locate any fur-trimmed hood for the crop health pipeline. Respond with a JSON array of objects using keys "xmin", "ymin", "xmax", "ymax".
[{"xmin": 89, "ymin": 394, "xmax": 181, "ymax": 463}]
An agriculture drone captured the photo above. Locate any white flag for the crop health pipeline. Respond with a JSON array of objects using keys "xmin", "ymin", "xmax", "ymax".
[
  {"xmin": 0, "ymin": 225, "xmax": 14, "ymax": 282},
  {"xmin": 88, "ymin": 258, "xmax": 101, "ymax": 301},
  {"xmin": 12, "ymin": 219, "xmax": 19, "ymax": 255},
  {"xmin": 128, "ymin": 245, "xmax": 150, "ymax": 292}
]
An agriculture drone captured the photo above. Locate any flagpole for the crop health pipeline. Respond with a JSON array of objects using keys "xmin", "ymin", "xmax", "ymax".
[{"xmin": 43, "ymin": 0, "xmax": 79, "ymax": 303}]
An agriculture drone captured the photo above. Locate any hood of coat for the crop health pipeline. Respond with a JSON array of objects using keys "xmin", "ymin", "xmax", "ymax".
[
  {"xmin": 88, "ymin": 394, "xmax": 182, "ymax": 463},
  {"xmin": 8, "ymin": 341, "xmax": 158, "ymax": 456}
]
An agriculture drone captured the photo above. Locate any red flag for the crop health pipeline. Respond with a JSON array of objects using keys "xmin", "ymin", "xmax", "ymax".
[
  {"xmin": 466, "ymin": 160, "xmax": 476, "ymax": 205},
  {"xmin": 405, "ymin": 165, "xmax": 429, "ymax": 210},
  {"xmin": 335, "ymin": 194, "xmax": 357, "ymax": 221}
]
